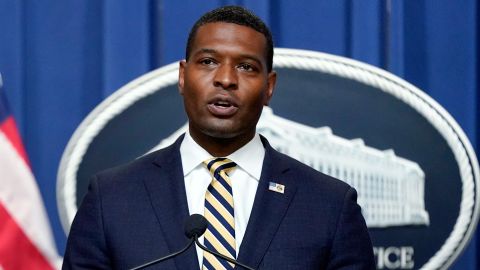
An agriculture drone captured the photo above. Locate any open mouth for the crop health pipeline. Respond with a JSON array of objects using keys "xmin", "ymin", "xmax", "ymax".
[
  {"xmin": 214, "ymin": 100, "xmax": 233, "ymax": 107},
  {"xmin": 207, "ymin": 99, "xmax": 238, "ymax": 117}
]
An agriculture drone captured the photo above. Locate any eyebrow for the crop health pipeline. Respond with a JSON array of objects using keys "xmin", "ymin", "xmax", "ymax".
[
  {"xmin": 194, "ymin": 48, "xmax": 263, "ymax": 67},
  {"xmin": 196, "ymin": 48, "xmax": 217, "ymax": 55}
]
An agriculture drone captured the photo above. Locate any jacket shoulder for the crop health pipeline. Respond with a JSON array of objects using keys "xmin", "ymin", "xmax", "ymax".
[
  {"xmin": 267, "ymin": 144, "xmax": 353, "ymax": 194},
  {"xmin": 94, "ymin": 136, "xmax": 182, "ymax": 184}
]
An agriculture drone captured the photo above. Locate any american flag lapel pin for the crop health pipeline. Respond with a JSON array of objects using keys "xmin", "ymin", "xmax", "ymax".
[{"xmin": 268, "ymin": 182, "xmax": 285, "ymax": 194}]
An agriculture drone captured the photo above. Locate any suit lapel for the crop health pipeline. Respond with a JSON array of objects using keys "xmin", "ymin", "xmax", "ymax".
[
  {"xmin": 143, "ymin": 135, "xmax": 200, "ymax": 270},
  {"xmin": 236, "ymin": 139, "xmax": 298, "ymax": 269}
]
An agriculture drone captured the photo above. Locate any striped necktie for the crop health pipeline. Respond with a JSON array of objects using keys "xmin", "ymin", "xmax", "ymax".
[{"xmin": 202, "ymin": 158, "xmax": 237, "ymax": 270}]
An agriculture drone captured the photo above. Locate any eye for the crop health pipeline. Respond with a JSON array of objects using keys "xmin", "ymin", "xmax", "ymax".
[
  {"xmin": 238, "ymin": 63, "xmax": 256, "ymax": 72},
  {"xmin": 199, "ymin": 58, "xmax": 216, "ymax": 66}
]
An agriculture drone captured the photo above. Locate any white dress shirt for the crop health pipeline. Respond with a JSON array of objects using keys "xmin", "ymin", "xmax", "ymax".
[{"xmin": 180, "ymin": 130, "xmax": 265, "ymax": 268}]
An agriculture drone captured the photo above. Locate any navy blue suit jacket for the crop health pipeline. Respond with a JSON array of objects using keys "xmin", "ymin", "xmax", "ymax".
[{"xmin": 63, "ymin": 136, "xmax": 375, "ymax": 269}]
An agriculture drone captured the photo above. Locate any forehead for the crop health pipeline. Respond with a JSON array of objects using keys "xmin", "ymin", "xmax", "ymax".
[{"xmin": 190, "ymin": 22, "xmax": 268, "ymax": 60}]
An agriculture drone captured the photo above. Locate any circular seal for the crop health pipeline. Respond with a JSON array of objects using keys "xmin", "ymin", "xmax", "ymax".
[{"xmin": 57, "ymin": 48, "xmax": 479, "ymax": 270}]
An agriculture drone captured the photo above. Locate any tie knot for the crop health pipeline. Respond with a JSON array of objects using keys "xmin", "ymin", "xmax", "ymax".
[{"xmin": 204, "ymin": 157, "xmax": 236, "ymax": 176}]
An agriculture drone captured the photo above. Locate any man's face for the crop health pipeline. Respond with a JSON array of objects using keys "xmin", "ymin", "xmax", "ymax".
[{"xmin": 179, "ymin": 22, "xmax": 276, "ymax": 143}]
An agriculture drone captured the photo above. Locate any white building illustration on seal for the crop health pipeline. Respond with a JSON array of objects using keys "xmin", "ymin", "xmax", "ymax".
[{"xmin": 151, "ymin": 107, "xmax": 430, "ymax": 228}]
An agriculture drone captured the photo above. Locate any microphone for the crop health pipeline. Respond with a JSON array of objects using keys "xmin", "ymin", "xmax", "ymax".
[
  {"xmin": 129, "ymin": 214, "xmax": 207, "ymax": 270},
  {"xmin": 191, "ymin": 217, "xmax": 255, "ymax": 270},
  {"xmin": 185, "ymin": 214, "xmax": 208, "ymax": 238}
]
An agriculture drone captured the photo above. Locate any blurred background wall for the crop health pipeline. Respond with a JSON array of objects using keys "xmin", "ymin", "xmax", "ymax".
[{"xmin": 0, "ymin": 0, "xmax": 477, "ymax": 269}]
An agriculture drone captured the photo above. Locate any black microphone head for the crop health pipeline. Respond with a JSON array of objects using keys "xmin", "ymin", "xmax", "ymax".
[{"xmin": 184, "ymin": 214, "xmax": 208, "ymax": 239}]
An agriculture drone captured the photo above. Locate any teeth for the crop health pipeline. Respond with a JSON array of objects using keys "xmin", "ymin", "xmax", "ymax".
[{"xmin": 215, "ymin": 101, "xmax": 230, "ymax": 107}]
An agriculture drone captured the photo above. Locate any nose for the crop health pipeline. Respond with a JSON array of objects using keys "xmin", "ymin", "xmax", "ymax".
[{"xmin": 213, "ymin": 64, "xmax": 238, "ymax": 90}]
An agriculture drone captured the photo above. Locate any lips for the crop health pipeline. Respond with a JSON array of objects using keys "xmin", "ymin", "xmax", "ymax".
[{"xmin": 207, "ymin": 97, "xmax": 239, "ymax": 117}]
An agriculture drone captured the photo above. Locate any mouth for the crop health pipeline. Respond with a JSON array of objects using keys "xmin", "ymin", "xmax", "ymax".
[{"xmin": 207, "ymin": 97, "xmax": 239, "ymax": 117}]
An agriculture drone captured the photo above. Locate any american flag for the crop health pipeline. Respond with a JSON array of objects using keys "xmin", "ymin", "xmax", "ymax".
[
  {"xmin": 268, "ymin": 181, "xmax": 285, "ymax": 194},
  {"xmin": 0, "ymin": 74, "xmax": 61, "ymax": 269}
]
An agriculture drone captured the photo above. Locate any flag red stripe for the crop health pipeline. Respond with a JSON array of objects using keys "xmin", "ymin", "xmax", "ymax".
[
  {"xmin": 0, "ymin": 204, "xmax": 54, "ymax": 270},
  {"xmin": 0, "ymin": 117, "xmax": 29, "ymax": 166}
]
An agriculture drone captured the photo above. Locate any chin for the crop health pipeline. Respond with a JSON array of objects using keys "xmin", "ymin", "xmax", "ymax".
[
  {"xmin": 201, "ymin": 127, "xmax": 240, "ymax": 139},
  {"xmin": 193, "ymin": 118, "xmax": 258, "ymax": 141}
]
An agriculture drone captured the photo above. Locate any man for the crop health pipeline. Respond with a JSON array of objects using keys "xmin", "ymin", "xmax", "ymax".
[{"xmin": 63, "ymin": 6, "xmax": 375, "ymax": 270}]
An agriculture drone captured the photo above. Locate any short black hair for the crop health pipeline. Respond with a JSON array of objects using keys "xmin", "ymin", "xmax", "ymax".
[{"xmin": 185, "ymin": 6, "xmax": 274, "ymax": 72}]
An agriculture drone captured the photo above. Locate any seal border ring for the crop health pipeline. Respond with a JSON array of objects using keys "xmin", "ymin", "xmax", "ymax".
[{"xmin": 57, "ymin": 48, "xmax": 479, "ymax": 270}]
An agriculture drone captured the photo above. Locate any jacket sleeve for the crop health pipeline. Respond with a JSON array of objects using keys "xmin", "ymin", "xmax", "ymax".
[
  {"xmin": 326, "ymin": 187, "xmax": 376, "ymax": 270},
  {"xmin": 62, "ymin": 175, "xmax": 112, "ymax": 270}
]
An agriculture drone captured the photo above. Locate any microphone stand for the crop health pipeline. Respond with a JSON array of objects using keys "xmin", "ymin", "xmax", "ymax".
[
  {"xmin": 130, "ymin": 238, "xmax": 195, "ymax": 270},
  {"xmin": 194, "ymin": 235, "xmax": 255, "ymax": 270},
  {"xmin": 128, "ymin": 214, "xmax": 255, "ymax": 270}
]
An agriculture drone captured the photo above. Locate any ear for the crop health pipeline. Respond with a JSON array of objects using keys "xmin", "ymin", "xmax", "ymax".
[
  {"xmin": 263, "ymin": 71, "xmax": 277, "ymax": 105},
  {"xmin": 178, "ymin": 60, "xmax": 187, "ymax": 95}
]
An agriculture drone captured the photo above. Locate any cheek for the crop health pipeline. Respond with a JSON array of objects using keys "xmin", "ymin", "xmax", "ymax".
[
  {"xmin": 183, "ymin": 88, "xmax": 207, "ymax": 113},
  {"xmin": 184, "ymin": 92, "xmax": 200, "ymax": 110},
  {"xmin": 245, "ymin": 88, "xmax": 268, "ymax": 107},
  {"xmin": 184, "ymin": 77, "xmax": 210, "ymax": 99}
]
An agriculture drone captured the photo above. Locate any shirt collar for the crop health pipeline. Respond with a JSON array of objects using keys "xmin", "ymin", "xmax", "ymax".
[{"xmin": 180, "ymin": 130, "xmax": 265, "ymax": 181}]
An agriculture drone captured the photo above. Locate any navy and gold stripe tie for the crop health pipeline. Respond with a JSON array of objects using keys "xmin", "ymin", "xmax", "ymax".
[{"xmin": 202, "ymin": 158, "xmax": 237, "ymax": 270}]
